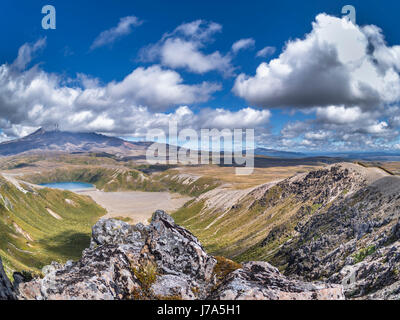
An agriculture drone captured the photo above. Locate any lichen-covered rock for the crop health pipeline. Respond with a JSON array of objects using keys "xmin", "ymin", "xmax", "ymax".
[
  {"xmin": 148, "ymin": 210, "xmax": 216, "ymax": 283},
  {"xmin": 91, "ymin": 218, "xmax": 147, "ymax": 248},
  {"xmin": 18, "ymin": 245, "xmax": 141, "ymax": 300},
  {"xmin": 208, "ymin": 261, "xmax": 344, "ymax": 300},
  {"xmin": 0, "ymin": 257, "xmax": 15, "ymax": 300},
  {"xmin": 151, "ymin": 275, "xmax": 196, "ymax": 299},
  {"xmin": 328, "ymin": 241, "xmax": 400, "ymax": 299}
]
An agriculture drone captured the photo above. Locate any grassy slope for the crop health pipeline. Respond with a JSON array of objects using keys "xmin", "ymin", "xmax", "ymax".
[
  {"xmin": 154, "ymin": 170, "xmax": 221, "ymax": 197},
  {"xmin": 172, "ymin": 185, "xmax": 319, "ymax": 265},
  {"xmin": 0, "ymin": 177, "xmax": 105, "ymax": 278}
]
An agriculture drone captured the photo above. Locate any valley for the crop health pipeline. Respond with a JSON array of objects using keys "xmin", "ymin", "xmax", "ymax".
[
  {"xmin": 0, "ymin": 148, "xmax": 327, "ymax": 277},
  {"xmin": 79, "ymin": 190, "xmax": 191, "ymax": 224}
]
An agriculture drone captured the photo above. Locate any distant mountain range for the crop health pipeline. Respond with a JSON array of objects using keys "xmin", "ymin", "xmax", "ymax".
[
  {"xmin": 0, "ymin": 128, "xmax": 151, "ymax": 156},
  {"xmin": 254, "ymin": 148, "xmax": 400, "ymax": 161},
  {"xmin": 253, "ymin": 148, "xmax": 306, "ymax": 158},
  {"xmin": 1, "ymin": 128, "xmax": 400, "ymax": 161}
]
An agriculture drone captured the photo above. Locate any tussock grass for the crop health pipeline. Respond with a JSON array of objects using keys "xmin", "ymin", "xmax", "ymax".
[{"xmin": 0, "ymin": 177, "xmax": 105, "ymax": 278}]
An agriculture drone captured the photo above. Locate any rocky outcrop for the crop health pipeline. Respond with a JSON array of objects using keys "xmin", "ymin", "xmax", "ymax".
[
  {"xmin": 0, "ymin": 257, "xmax": 15, "ymax": 300},
  {"xmin": 329, "ymin": 240, "xmax": 400, "ymax": 299},
  {"xmin": 16, "ymin": 211, "xmax": 344, "ymax": 300},
  {"xmin": 257, "ymin": 164, "xmax": 400, "ymax": 299},
  {"xmin": 209, "ymin": 261, "xmax": 344, "ymax": 300}
]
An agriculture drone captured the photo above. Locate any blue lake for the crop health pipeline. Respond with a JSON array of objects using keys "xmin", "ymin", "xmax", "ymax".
[{"xmin": 39, "ymin": 182, "xmax": 95, "ymax": 190}]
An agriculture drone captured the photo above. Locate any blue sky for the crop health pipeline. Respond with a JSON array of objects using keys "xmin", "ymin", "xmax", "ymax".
[{"xmin": 1, "ymin": 0, "xmax": 400, "ymax": 151}]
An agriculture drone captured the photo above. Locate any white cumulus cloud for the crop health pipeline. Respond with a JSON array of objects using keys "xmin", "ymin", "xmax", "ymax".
[
  {"xmin": 139, "ymin": 20, "xmax": 234, "ymax": 76},
  {"xmin": 234, "ymin": 14, "xmax": 400, "ymax": 110},
  {"xmin": 256, "ymin": 46, "xmax": 276, "ymax": 58},
  {"xmin": 232, "ymin": 38, "xmax": 255, "ymax": 53}
]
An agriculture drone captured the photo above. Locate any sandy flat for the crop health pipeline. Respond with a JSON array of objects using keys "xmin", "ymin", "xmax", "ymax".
[{"xmin": 78, "ymin": 190, "xmax": 192, "ymax": 224}]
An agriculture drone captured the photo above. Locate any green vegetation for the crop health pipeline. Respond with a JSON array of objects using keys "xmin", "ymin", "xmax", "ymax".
[
  {"xmin": 353, "ymin": 161, "xmax": 397, "ymax": 175},
  {"xmin": 172, "ymin": 200, "xmax": 205, "ymax": 224},
  {"xmin": 172, "ymin": 181, "xmax": 333, "ymax": 266},
  {"xmin": 155, "ymin": 171, "xmax": 221, "ymax": 196},
  {"xmin": 352, "ymin": 245, "xmax": 376, "ymax": 263},
  {"xmin": 310, "ymin": 203, "xmax": 322, "ymax": 213},
  {"xmin": 0, "ymin": 177, "xmax": 105, "ymax": 278},
  {"xmin": 172, "ymin": 185, "xmax": 306, "ymax": 263},
  {"xmin": 377, "ymin": 166, "xmax": 395, "ymax": 176},
  {"xmin": 114, "ymin": 216, "xmax": 134, "ymax": 223},
  {"xmin": 213, "ymin": 256, "xmax": 242, "ymax": 281},
  {"xmin": 131, "ymin": 260, "xmax": 159, "ymax": 300}
]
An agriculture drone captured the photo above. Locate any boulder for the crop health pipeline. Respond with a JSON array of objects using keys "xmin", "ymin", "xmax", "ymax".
[
  {"xmin": 147, "ymin": 210, "xmax": 216, "ymax": 283},
  {"xmin": 209, "ymin": 261, "xmax": 345, "ymax": 300}
]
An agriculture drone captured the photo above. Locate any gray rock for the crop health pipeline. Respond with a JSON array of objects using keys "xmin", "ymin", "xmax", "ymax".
[
  {"xmin": 91, "ymin": 218, "xmax": 147, "ymax": 249},
  {"xmin": 209, "ymin": 261, "xmax": 345, "ymax": 300},
  {"xmin": 0, "ymin": 257, "xmax": 15, "ymax": 300},
  {"xmin": 18, "ymin": 245, "xmax": 140, "ymax": 300},
  {"xmin": 329, "ymin": 241, "xmax": 400, "ymax": 298},
  {"xmin": 151, "ymin": 275, "xmax": 196, "ymax": 300},
  {"xmin": 147, "ymin": 210, "xmax": 216, "ymax": 283}
]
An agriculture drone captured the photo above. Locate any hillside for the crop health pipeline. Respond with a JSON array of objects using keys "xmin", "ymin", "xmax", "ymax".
[
  {"xmin": 0, "ymin": 175, "xmax": 105, "ymax": 278},
  {"xmin": 20, "ymin": 166, "xmax": 222, "ymax": 196},
  {"xmin": 172, "ymin": 163, "xmax": 400, "ymax": 299}
]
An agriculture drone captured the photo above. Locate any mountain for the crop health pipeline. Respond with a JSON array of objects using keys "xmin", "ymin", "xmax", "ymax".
[
  {"xmin": 254, "ymin": 148, "xmax": 306, "ymax": 158},
  {"xmin": 0, "ymin": 128, "xmax": 151, "ymax": 156},
  {"xmin": 173, "ymin": 163, "xmax": 400, "ymax": 299},
  {"xmin": 318, "ymin": 151, "xmax": 400, "ymax": 161}
]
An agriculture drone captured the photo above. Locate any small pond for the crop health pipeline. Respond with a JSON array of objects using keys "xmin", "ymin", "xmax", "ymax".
[{"xmin": 39, "ymin": 182, "xmax": 95, "ymax": 191}]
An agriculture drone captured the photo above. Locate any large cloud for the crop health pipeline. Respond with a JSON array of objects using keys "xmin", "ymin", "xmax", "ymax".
[
  {"xmin": 233, "ymin": 14, "xmax": 400, "ymax": 110},
  {"xmin": 139, "ymin": 20, "xmax": 234, "ymax": 76}
]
